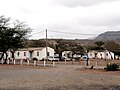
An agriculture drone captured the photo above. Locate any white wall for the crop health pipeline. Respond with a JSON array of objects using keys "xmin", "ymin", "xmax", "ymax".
[
  {"xmin": 88, "ymin": 52, "xmax": 96, "ymax": 59},
  {"xmin": 7, "ymin": 51, "xmax": 11, "ymax": 58},
  {"xmin": 97, "ymin": 51, "xmax": 114, "ymax": 60},
  {"xmin": 62, "ymin": 51, "xmax": 72, "ymax": 58},
  {"xmin": 7, "ymin": 47, "xmax": 55, "ymax": 60},
  {"xmin": 32, "ymin": 50, "xmax": 42, "ymax": 60},
  {"xmin": 14, "ymin": 50, "xmax": 29, "ymax": 59},
  {"xmin": 105, "ymin": 51, "xmax": 114, "ymax": 59},
  {"xmin": 88, "ymin": 51, "xmax": 115, "ymax": 60},
  {"xmin": 4, "ymin": 47, "xmax": 54, "ymax": 60},
  {"xmin": 41, "ymin": 47, "xmax": 54, "ymax": 60},
  {"xmin": 97, "ymin": 52, "xmax": 104, "ymax": 59}
]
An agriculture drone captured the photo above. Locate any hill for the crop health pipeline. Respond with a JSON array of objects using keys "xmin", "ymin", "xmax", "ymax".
[{"xmin": 95, "ymin": 31, "xmax": 120, "ymax": 41}]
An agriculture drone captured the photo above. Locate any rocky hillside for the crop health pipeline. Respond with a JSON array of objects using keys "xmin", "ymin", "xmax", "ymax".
[{"xmin": 95, "ymin": 31, "xmax": 120, "ymax": 41}]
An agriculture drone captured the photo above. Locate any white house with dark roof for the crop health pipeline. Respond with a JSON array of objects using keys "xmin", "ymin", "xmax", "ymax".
[{"xmin": 7, "ymin": 47, "xmax": 54, "ymax": 60}]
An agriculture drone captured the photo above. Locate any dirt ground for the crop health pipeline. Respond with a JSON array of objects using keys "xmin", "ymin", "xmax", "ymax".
[{"xmin": 0, "ymin": 59, "xmax": 120, "ymax": 90}]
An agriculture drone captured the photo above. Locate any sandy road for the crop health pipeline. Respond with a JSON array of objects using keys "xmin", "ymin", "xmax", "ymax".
[{"xmin": 0, "ymin": 64, "xmax": 120, "ymax": 90}]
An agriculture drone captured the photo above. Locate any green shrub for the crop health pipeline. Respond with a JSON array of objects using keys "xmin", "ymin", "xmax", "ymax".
[{"xmin": 104, "ymin": 63, "xmax": 119, "ymax": 71}]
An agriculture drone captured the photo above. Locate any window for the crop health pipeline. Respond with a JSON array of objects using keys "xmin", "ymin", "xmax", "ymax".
[
  {"xmin": 37, "ymin": 52, "xmax": 39, "ymax": 56},
  {"xmin": 17, "ymin": 52, "xmax": 20, "ymax": 57},
  {"xmin": 24, "ymin": 52, "xmax": 26, "ymax": 56},
  {"xmin": 106, "ymin": 53, "xmax": 108, "ymax": 56}
]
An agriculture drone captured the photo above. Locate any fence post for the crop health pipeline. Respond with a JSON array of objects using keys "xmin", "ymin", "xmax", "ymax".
[
  {"xmin": 14, "ymin": 59, "xmax": 15, "ymax": 65},
  {"xmin": 20, "ymin": 59, "xmax": 23, "ymax": 65},
  {"xmin": 96, "ymin": 61, "xmax": 98, "ymax": 67},
  {"xmin": 44, "ymin": 60, "xmax": 46, "ymax": 67},
  {"xmin": 88, "ymin": 60, "xmax": 90, "ymax": 66},
  {"xmin": 34, "ymin": 60, "xmax": 36, "ymax": 66},
  {"xmin": 72, "ymin": 59, "xmax": 75, "ymax": 65},
  {"xmin": 11, "ymin": 58, "xmax": 13, "ymax": 63},
  {"xmin": 7, "ymin": 59, "xmax": 9, "ymax": 64},
  {"xmin": 84, "ymin": 60, "xmax": 86, "ymax": 68},
  {"xmin": 1, "ymin": 58, "xmax": 4, "ymax": 64},
  {"xmin": 79, "ymin": 59, "xmax": 81, "ymax": 65},
  {"xmin": 27, "ymin": 59, "xmax": 30, "ymax": 66},
  {"xmin": 53, "ymin": 61, "xmax": 55, "ymax": 67}
]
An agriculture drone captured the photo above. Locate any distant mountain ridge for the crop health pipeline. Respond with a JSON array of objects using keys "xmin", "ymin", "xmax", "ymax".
[{"xmin": 95, "ymin": 31, "xmax": 120, "ymax": 40}]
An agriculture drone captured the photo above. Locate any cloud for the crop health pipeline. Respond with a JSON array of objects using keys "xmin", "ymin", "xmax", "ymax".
[
  {"xmin": 33, "ymin": 0, "xmax": 120, "ymax": 39},
  {"xmin": 0, "ymin": 0, "xmax": 120, "ymax": 39},
  {"xmin": 52, "ymin": 0, "xmax": 119, "ymax": 7}
]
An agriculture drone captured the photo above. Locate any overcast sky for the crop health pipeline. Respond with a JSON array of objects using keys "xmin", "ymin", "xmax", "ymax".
[{"xmin": 0, "ymin": 0, "xmax": 120, "ymax": 39}]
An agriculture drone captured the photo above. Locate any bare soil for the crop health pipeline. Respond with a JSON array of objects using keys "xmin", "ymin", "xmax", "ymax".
[{"xmin": 0, "ymin": 59, "xmax": 120, "ymax": 90}]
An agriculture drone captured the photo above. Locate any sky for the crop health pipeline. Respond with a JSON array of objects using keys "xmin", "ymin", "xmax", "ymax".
[{"xmin": 0, "ymin": 0, "xmax": 120, "ymax": 39}]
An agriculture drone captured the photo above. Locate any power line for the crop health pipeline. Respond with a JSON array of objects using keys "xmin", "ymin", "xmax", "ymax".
[
  {"xmin": 48, "ymin": 30, "xmax": 98, "ymax": 36},
  {"xmin": 27, "ymin": 29, "xmax": 120, "ymax": 39},
  {"xmin": 28, "ymin": 30, "xmax": 45, "ymax": 37}
]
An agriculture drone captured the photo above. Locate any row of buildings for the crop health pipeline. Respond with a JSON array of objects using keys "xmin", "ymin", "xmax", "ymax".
[
  {"xmin": 0, "ymin": 47, "xmax": 118, "ymax": 60},
  {"xmin": 62, "ymin": 50, "xmax": 115, "ymax": 60},
  {"xmin": 1, "ymin": 47, "xmax": 54, "ymax": 60}
]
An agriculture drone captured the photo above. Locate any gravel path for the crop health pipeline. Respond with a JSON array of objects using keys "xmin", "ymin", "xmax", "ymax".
[{"xmin": 0, "ymin": 64, "xmax": 120, "ymax": 90}]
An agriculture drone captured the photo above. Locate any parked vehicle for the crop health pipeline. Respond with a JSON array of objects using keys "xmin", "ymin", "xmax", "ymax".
[
  {"xmin": 60, "ymin": 56, "xmax": 71, "ymax": 61},
  {"xmin": 42, "ymin": 56, "xmax": 59, "ymax": 61},
  {"xmin": 81, "ymin": 55, "xmax": 89, "ymax": 60},
  {"xmin": 42, "ymin": 55, "xmax": 69, "ymax": 61},
  {"xmin": 48, "ymin": 56, "xmax": 59, "ymax": 61},
  {"xmin": 81, "ymin": 54, "xmax": 89, "ymax": 66}
]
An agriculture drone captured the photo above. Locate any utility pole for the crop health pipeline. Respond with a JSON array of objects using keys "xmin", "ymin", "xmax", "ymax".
[{"xmin": 46, "ymin": 29, "xmax": 48, "ymax": 62}]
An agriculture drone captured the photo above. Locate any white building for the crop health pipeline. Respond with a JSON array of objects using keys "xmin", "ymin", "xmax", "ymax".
[
  {"xmin": 62, "ymin": 51, "xmax": 81, "ymax": 59},
  {"xmin": 88, "ymin": 50, "xmax": 115, "ymax": 60},
  {"xmin": 7, "ymin": 47, "xmax": 54, "ymax": 60},
  {"xmin": 88, "ymin": 51, "xmax": 97, "ymax": 59},
  {"xmin": 62, "ymin": 51, "xmax": 72, "ymax": 58}
]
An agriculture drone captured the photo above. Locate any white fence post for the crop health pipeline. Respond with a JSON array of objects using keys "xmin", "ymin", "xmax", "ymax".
[
  {"xmin": 7, "ymin": 59, "xmax": 9, "ymax": 64},
  {"xmin": 34, "ymin": 60, "xmax": 36, "ymax": 66},
  {"xmin": 1, "ymin": 58, "xmax": 4, "ymax": 64},
  {"xmin": 14, "ymin": 59, "xmax": 15, "ymax": 65},
  {"xmin": 27, "ymin": 59, "xmax": 30, "ymax": 66},
  {"xmin": 44, "ymin": 60, "xmax": 46, "ymax": 67},
  {"xmin": 53, "ymin": 61, "xmax": 55, "ymax": 67},
  {"xmin": 20, "ymin": 59, "xmax": 23, "ymax": 65},
  {"xmin": 88, "ymin": 60, "xmax": 90, "ymax": 66}
]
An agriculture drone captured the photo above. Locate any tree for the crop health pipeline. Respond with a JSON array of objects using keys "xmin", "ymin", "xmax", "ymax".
[
  {"xmin": 105, "ymin": 41, "xmax": 120, "ymax": 51},
  {"xmin": 86, "ymin": 41, "xmax": 105, "ymax": 51},
  {"xmin": 54, "ymin": 41, "xmax": 68, "ymax": 60},
  {"xmin": 27, "ymin": 40, "xmax": 46, "ymax": 47},
  {"xmin": 104, "ymin": 41, "xmax": 120, "ymax": 55},
  {"xmin": 95, "ymin": 41, "xmax": 104, "ymax": 47},
  {"xmin": 0, "ymin": 16, "xmax": 31, "ymax": 63},
  {"xmin": 52, "ymin": 39, "xmax": 85, "ymax": 60},
  {"xmin": 68, "ymin": 42, "xmax": 84, "ymax": 58},
  {"xmin": 86, "ymin": 45, "xmax": 104, "ymax": 51}
]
